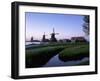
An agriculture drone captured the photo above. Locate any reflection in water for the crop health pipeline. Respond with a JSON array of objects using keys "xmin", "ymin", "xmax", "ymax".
[
  {"xmin": 44, "ymin": 54, "xmax": 89, "ymax": 67},
  {"xmin": 26, "ymin": 47, "xmax": 66, "ymax": 68}
]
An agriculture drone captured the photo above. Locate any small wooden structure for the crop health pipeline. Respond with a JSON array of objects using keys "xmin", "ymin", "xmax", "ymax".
[{"xmin": 71, "ymin": 37, "xmax": 86, "ymax": 42}]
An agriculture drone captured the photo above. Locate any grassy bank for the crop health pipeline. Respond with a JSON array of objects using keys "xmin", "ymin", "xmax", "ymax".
[
  {"xmin": 26, "ymin": 45, "xmax": 67, "ymax": 68},
  {"xmin": 26, "ymin": 43, "xmax": 89, "ymax": 68},
  {"xmin": 26, "ymin": 42, "xmax": 88, "ymax": 50},
  {"xmin": 59, "ymin": 44, "xmax": 89, "ymax": 62}
]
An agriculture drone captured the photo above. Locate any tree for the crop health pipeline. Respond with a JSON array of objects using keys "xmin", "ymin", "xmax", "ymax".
[{"xmin": 83, "ymin": 16, "xmax": 89, "ymax": 35}]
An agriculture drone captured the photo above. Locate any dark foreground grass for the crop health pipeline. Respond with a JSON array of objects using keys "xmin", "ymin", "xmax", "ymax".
[
  {"xmin": 59, "ymin": 45, "xmax": 89, "ymax": 62},
  {"xmin": 26, "ymin": 46, "xmax": 67, "ymax": 68},
  {"xmin": 26, "ymin": 43, "xmax": 89, "ymax": 68}
]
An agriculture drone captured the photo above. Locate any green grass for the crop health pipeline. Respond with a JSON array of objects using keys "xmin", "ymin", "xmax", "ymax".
[
  {"xmin": 26, "ymin": 43, "xmax": 89, "ymax": 68},
  {"xmin": 26, "ymin": 45, "xmax": 67, "ymax": 68},
  {"xmin": 59, "ymin": 44, "xmax": 89, "ymax": 62},
  {"xmin": 26, "ymin": 42, "xmax": 88, "ymax": 50}
]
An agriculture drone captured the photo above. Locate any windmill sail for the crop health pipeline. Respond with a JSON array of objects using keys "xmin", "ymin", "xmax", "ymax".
[{"xmin": 50, "ymin": 28, "xmax": 59, "ymax": 42}]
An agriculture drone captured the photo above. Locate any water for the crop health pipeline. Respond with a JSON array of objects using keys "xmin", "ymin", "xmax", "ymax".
[
  {"xmin": 44, "ymin": 54, "xmax": 89, "ymax": 67},
  {"xmin": 26, "ymin": 41, "xmax": 41, "ymax": 45}
]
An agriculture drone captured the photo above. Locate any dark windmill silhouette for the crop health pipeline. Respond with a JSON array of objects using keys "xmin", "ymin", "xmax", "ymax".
[
  {"xmin": 50, "ymin": 28, "xmax": 59, "ymax": 42},
  {"xmin": 42, "ymin": 32, "xmax": 48, "ymax": 42},
  {"xmin": 30, "ymin": 36, "xmax": 34, "ymax": 42}
]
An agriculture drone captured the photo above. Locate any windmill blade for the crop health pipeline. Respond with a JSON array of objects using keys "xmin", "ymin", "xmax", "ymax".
[
  {"xmin": 53, "ymin": 28, "xmax": 55, "ymax": 33},
  {"xmin": 55, "ymin": 33, "xmax": 59, "ymax": 35},
  {"xmin": 44, "ymin": 32, "xmax": 45, "ymax": 35},
  {"xmin": 43, "ymin": 32, "xmax": 48, "ymax": 36}
]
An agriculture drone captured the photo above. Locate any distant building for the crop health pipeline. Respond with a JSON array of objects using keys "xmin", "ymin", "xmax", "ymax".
[
  {"xmin": 30, "ymin": 36, "xmax": 40, "ymax": 42},
  {"xmin": 71, "ymin": 37, "xmax": 86, "ymax": 43},
  {"xmin": 59, "ymin": 39, "xmax": 71, "ymax": 43},
  {"xmin": 65, "ymin": 39, "xmax": 71, "ymax": 42}
]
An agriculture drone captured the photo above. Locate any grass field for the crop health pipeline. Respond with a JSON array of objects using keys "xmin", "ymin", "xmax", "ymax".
[
  {"xmin": 26, "ymin": 45, "xmax": 67, "ymax": 68},
  {"xmin": 59, "ymin": 44, "xmax": 89, "ymax": 61},
  {"xmin": 26, "ymin": 42, "xmax": 89, "ymax": 68}
]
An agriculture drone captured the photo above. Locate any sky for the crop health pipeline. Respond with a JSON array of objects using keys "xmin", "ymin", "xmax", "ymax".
[{"xmin": 25, "ymin": 12, "xmax": 85, "ymax": 41}]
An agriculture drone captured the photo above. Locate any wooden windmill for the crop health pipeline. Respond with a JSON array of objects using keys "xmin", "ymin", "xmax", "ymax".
[
  {"xmin": 42, "ymin": 32, "xmax": 47, "ymax": 42},
  {"xmin": 30, "ymin": 36, "xmax": 34, "ymax": 42},
  {"xmin": 50, "ymin": 28, "xmax": 59, "ymax": 42}
]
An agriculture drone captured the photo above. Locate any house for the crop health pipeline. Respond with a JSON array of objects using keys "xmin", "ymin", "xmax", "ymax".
[
  {"xmin": 59, "ymin": 39, "xmax": 71, "ymax": 43},
  {"xmin": 71, "ymin": 37, "xmax": 86, "ymax": 43}
]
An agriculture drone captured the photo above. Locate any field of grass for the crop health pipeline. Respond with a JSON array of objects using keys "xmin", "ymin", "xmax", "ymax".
[
  {"xmin": 26, "ymin": 42, "xmax": 89, "ymax": 68},
  {"xmin": 26, "ymin": 42, "xmax": 87, "ymax": 49},
  {"xmin": 59, "ymin": 44, "xmax": 89, "ymax": 61},
  {"xmin": 26, "ymin": 45, "xmax": 67, "ymax": 68}
]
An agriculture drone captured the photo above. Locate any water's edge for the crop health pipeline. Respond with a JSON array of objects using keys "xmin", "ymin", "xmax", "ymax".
[{"xmin": 44, "ymin": 54, "xmax": 89, "ymax": 67}]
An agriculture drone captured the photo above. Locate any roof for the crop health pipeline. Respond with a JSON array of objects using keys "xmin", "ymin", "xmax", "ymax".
[{"xmin": 71, "ymin": 37, "xmax": 85, "ymax": 40}]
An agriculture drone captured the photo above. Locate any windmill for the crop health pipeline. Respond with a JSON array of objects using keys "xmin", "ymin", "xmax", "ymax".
[
  {"xmin": 42, "ymin": 32, "xmax": 48, "ymax": 42},
  {"xmin": 50, "ymin": 28, "xmax": 59, "ymax": 42},
  {"xmin": 30, "ymin": 36, "xmax": 34, "ymax": 42}
]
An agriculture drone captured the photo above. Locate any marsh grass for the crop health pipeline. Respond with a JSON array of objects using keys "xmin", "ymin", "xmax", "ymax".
[
  {"xmin": 26, "ymin": 46, "xmax": 67, "ymax": 68},
  {"xmin": 26, "ymin": 42, "xmax": 89, "ymax": 68},
  {"xmin": 59, "ymin": 45, "xmax": 89, "ymax": 61}
]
